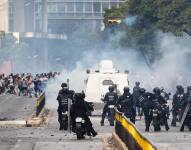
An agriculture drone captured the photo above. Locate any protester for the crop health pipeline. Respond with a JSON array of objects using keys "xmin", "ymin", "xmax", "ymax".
[{"xmin": 0, "ymin": 72, "xmax": 60, "ymax": 98}]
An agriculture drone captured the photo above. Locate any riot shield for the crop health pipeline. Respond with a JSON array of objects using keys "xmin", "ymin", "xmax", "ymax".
[{"xmin": 180, "ymin": 103, "xmax": 190, "ymax": 130}]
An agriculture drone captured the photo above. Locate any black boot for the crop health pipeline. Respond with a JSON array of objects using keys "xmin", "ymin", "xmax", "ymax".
[
  {"xmin": 59, "ymin": 124, "xmax": 64, "ymax": 130},
  {"xmin": 145, "ymin": 128, "xmax": 149, "ymax": 132},
  {"xmin": 90, "ymin": 126, "xmax": 97, "ymax": 137},
  {"xmin": 166, "ymin": 126, "xmax": 170, "ymax": 131},
  {"xmin": 100, "ymin": 119, "xmax": 104, "ymax": 126}
]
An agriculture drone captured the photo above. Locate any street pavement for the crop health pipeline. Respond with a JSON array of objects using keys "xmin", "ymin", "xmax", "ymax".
[
  {"xmin": 3, "ymin": 94, "xmax": 191, "ymax": 150},
  {"xmin": 135, "ymin": 117, "xmax": 191, "ymax": 150},
  {"xmin": 0, "ymin": 94, "xmax": 35, "ymax": 121},
  {"xmin": 0, "ymin": 100, "xmax": 113, "ymax": 150}
]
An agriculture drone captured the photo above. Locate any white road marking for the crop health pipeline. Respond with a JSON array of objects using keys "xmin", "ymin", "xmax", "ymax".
[{"xmin": 0, "ymin": 120, "xmax": 26, "ymax": 125}]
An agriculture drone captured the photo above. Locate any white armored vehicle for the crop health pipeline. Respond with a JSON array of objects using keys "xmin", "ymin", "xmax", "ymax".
[{"xmin": 85, "ymin": 60, "xmax": 129, "ymax": 103}]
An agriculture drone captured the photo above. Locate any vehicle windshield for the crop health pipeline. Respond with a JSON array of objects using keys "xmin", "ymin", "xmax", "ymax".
[{"xmin": 102, "ymin": 80, "xmax": 114, "ymax": 86}]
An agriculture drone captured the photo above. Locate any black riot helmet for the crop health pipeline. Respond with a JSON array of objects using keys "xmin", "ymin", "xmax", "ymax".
[
  {"xmin": 140, "ymin": 88, "xmax": 146, "ymax": 93},
  {"xmin": 135, "ymin": 81, "xmax": 140, "ymax": 86},
  {"xmin": 61, "ymin": 83, "xmax": 68, "ymax": 90},
  {"xmin": 123, "ymin": 86, "xmax": 130, "ymax": 93},
  {"xmin": 153, "ymin": 87, "xmax": 161, "ymax": 95},
  {"xmin": 109, "ymin": 86, "xmax": 114, "ymax": 92},
  {"xmin": 177, "ymin": 85, "xmax": 184, "ymax": 93},
  {"xmin": 74, "ymin": 93, "xmax": 84, "ymax": 100}
]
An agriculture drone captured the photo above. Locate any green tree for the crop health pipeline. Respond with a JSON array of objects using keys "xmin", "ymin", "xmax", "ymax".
[{"xmin": 103, "ymin": 0, "xmax": 191, "ymax": 63}]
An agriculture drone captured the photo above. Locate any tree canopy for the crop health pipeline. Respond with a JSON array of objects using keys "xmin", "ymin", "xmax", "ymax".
[
  {"xmin": 103, "ymin": 0, "xmax": 191, "ymax": 63},
  {"xmin": 104, "ymin": 0, "xmax": 191, "ymax": 35}
]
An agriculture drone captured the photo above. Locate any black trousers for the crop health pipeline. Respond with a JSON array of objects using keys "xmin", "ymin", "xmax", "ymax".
[
  {"xmin": 101, "ymin": 104, "xmax": 108, "ymax": 123},
  {"xmin": 143, "ymin": 108, "xmax": 152, "ymax": 130}
]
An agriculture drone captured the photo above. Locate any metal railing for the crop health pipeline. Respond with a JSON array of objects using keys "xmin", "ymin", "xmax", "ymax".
[{"xmin": 115, "ymin": 108, "xmax": 157, "ymax": 150}]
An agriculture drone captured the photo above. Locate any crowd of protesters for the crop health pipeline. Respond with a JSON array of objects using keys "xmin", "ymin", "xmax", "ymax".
[{"xmin": 0, "ymin": 72, "xmax": 60, "ymax": 98}]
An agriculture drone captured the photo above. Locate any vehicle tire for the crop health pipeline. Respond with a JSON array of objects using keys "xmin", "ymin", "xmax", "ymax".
[{"xmin": 77, "ymin": 132, "xmax": 84, "ymax": 140}]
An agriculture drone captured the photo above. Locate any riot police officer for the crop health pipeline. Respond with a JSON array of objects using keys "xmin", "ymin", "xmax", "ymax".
[
  {"xmin": 171, "ymin": 85, "xmax": 186, "ymax": 126},
  {"xmin": 70, "ymin": 93, "xmax": 97, "ymax": 137},
  {"xmin": 133, "ymin": 81, "xmax": 141, "ymax": 116},
  {"xmin": 152, "ymin": 87, "xmax": 169, "ymax": 131},
  {"xmin": 56, "ymin": 83, "xmax": 73, "ymax": 130},
  {"xmin": 117, "ymin": 87, "xmax": 135, "ymax": 124},
  {"xmin": 180, "ymin": 86, "xmax": 191, "ymax": 131},
  {"xmin": 160, "ymin": 87, "xmax": 170, "ymax": 119},
  {"xmin": 100, "ymin": 86, "xmax": 118, "ymax": 126},
  {"xmin": 139, "ymin": 88, "xmax": 153, "ymax": 131}
]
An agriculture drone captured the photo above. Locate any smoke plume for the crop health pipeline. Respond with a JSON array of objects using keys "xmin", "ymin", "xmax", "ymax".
[{"xmin": 43, "ymin": 22, "xmax": 191, "ymax": 108}]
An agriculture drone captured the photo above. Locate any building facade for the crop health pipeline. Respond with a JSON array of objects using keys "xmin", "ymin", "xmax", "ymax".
[{"xmin": 0, "ymin": 0, "xmax": 125, "ymax": 33}]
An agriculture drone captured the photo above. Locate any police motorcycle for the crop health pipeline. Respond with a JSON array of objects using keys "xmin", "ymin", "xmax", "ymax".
[
  {"xmin": 74, "ymin": 104, "xmax": 95, "ymax": 139},
  {"xmin": 75, "ymin": 117, "xmax": 86, "ymax": 139},
  {"xmin": 152, "ymin": 103, "xmax": 162, "ymax": 131},
  {"xmin": 72, "ymin": 93, "xmax": 95, "ymax": 139}
]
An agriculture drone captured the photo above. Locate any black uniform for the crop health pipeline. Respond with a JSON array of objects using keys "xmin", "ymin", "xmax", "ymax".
[
  {"xmin": 171, "ymin": 87, "xmax": 186, "ymax": 126},
  {"xmin": 133, "ymin": 82, "xmax": 141, "ymax": 116},
  {"xmin": 70, "ymin": 94, "xmax": 97, "ymax": 137},
  {"xmin": 152, "ymin": 87, "xmax": 170, "ymax": 131},
  {"xmin": 159, "ymin": 97, "xmax": 170, "ymax": 131},
  {"xmin": 140, "ymin": 89, "xmax": 153, "ymax": 131},
  {"xmin": 101, "ymin": 87, "xmax": 118, "ymax": 125},
  {"xmin": 117, "ymin": 88, "xmax": 135, "ymax": 123},
  {"xmin": 56, "ymin": 87, "xmax": 73, "ymax": 130},
  {"xmin": 180, "ymin": 87, "xmax": 191, "ymax": 131}
]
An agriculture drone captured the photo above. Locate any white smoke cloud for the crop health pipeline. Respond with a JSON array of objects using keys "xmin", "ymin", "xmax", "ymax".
[
  {"xmin": 45, "ymin": 23, "xmax": 191, "ymax": 109},
  {"xmin": 150, "ymin": 32, "xmax": 191, "ymax": 92}
]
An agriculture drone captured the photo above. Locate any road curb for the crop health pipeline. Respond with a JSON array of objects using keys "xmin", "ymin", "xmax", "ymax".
[
  {"xmin": 0, "ymin": 120, "xmax": 26, "ymax": 127},
  {"xmin": 112, "ymin": 132, "xmax": 128, "ymax": 150}
]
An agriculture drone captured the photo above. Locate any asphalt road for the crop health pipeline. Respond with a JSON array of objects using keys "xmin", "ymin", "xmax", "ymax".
[
  {"xmin": 0, "ymin": 94, "xmax": 35, "ymax": 121},
  {"xmin": 135, "ymin": 117, "xmax": 191, "ymax": 150},
  {"xmin": 3, "ymin": 94, "xmax": 191, "ymax": 150},
  {"xmin": 0, "ymin": 105, "xmax": 113, "ymax": 150}
]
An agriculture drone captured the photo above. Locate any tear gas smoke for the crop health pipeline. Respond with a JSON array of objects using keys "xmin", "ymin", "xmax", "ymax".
[{"xmin": 45, "ymin": 28, "xmax": 191, "ymax": 109}]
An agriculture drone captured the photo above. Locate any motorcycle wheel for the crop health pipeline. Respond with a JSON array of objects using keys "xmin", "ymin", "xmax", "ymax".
[{"xmin": 77, "ymin": 133, "xmax": 84, "ymax": 140}]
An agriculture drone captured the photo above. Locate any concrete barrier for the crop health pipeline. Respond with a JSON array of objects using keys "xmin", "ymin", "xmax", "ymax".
[
  {"xmin": 115, "ymin": 109, "xmax": 157, "ymax": 150},
  {"xmin": 36, "ymin": 92, "xmax": 46, "ymax": 117}
]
